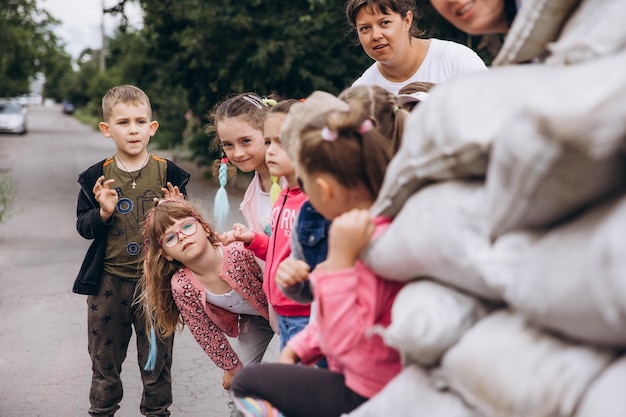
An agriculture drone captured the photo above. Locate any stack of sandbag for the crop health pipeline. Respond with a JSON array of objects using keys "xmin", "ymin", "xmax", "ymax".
[
  {"xmin": 346, "ymin": 285, "xmax": 626, "ymax": 417},
  {"xmin": 371, "ymin": 280, "xmax": 491, "ymax": 367},
  {"xmin": 346, "ymin": 4, "xmax": 626, "ymax": 414},
  {"xmin": 356, "ymin": 184, "xmax": 626, "ymax": 416},
  {"xmin": 478, "ymin": 191, "xmax": 626, "ymax": 346},
  {"xmin": 345, "ymin": 364, "xmax": 480, "ymax": 417},
  {"xmin": 366, "ymin": 181, "xmax": 499, "ymax": 300},
  {"xmin": 434, "ymin": 311, "xmax": 615, "ymax": 417}
]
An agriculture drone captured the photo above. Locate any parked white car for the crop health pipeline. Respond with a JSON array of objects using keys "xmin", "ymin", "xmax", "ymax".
[{"xmin": 0, "ymin": 102, "xmax": 27, "ymax": 134}]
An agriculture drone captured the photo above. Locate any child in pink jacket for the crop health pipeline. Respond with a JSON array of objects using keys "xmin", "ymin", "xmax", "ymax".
[{"xmin": 230, "ymin": 93, "xmax": 405, "ymax": 417}]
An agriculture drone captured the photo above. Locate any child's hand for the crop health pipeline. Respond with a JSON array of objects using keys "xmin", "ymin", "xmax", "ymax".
[
  {"xmin": 278, "ymin": 345, "xmax": 300, "ymax": 364},
  {"xmin": 216, "ymin": 223, "xmax": 254, "ymax": 245},
  {"xmin": 326, "ymin": 209, "xmax": 374, "ymax": 270},
  {"xmin": 92, "ymin": 175, "xmax": 118, "ymax": 221},
  {"xmin": 157, "ymin": 182, "xmax": 184, "ymax": 202},
  {"xmin": 222, "ymin": 371, "xmax": 235, "ymax": 390},
  {"xmin": 275, "ymin": 258, "xmax": 310, "ymax": 289}
]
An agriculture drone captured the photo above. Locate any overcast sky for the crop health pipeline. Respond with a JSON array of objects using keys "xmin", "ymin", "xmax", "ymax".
[{"xmin": 39, "ymin": 0, "xmax": 143, "ymax": 59}]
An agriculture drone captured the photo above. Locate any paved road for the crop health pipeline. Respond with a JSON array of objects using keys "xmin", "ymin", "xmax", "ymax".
[{"xmin": 0, "ymin": 104, "xmax": 277, "ymax": 417}]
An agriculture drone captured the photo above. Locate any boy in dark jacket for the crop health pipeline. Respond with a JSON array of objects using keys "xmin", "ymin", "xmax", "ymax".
[{"xmin": 74, "ymin": 84, "xmax": 189, "ymax": 417}]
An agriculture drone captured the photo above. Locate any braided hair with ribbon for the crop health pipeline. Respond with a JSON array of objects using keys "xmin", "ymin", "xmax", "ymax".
[
  {"xmin": 207, "ymin": 93, "xmax": 272, "ymax": 231},
  {"xmin": 213, "ymin": 153, "xmax": 230, "ymax": 231}
]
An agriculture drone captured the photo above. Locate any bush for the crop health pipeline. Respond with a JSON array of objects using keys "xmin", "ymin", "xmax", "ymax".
[{"xmin": 0, "ymin": 171, "xmax": 15, "ymax": 224}]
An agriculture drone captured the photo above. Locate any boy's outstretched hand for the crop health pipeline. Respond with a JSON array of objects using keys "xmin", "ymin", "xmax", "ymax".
[
  {"xmin": 326, "ymin": 209, "xmax": 374, "ymax": 271},
  {"xmin": 216, "ymin": 223, "xmax": 255, "ymax": 245},
  {"xmin": 93, "ymin": 175, "xmax": 118, "ymax": 221}
]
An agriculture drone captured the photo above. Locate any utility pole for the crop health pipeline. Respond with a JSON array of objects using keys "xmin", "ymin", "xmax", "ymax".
[{"xmin": 100, "ymin": 0, "xmax": 106, "ymax": 72}]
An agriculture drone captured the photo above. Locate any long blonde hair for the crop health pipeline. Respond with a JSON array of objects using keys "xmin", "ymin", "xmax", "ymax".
[{"xmin": 140, "ymin": 199, "xmax": 217, "ymax": 338}]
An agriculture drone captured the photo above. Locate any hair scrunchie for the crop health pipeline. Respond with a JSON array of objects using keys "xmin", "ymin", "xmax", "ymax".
[
  {"xmin": 358, "ymin": 118, "xmax": 374, "ymax": 134},
  {"xmin": 270, "ymin": 176, "xmax": 281, "ymax": 205}
]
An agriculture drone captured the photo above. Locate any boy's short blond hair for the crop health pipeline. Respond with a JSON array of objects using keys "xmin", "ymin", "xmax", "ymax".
[{"xmin": 102, "ymin": 84, "xmax": 152, "ymax": 121}]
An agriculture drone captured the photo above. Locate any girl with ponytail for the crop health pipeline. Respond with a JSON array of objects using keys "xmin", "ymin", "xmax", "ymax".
[{"xmin": 207, "ymin": 93, "xmax": 287, "ymax": 236}]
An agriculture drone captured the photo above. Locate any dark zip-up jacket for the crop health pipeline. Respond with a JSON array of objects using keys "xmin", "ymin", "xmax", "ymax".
[{"xmin": 73, "ymin": 156, "xmax": 190, "ymax": 295}]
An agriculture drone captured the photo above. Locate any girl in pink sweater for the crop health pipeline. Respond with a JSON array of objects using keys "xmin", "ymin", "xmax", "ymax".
[
  {"xmin": 230, "ymin": 94, "xmax": 405, "ymax": 417},
  {"xmin": 141, "ymin": 199, "xmax": 274, "ymax": 416}
]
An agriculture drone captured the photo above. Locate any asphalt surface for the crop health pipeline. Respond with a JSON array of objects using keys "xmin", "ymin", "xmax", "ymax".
[{"xmin": 0, "ymin": 104, "xmax": 278, "ymax": 417}]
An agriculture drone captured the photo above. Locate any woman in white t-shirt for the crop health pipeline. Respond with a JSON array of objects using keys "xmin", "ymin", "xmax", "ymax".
[{"xmin": 346, "ymin": 0, "xmax": 488, "ymax": 95}]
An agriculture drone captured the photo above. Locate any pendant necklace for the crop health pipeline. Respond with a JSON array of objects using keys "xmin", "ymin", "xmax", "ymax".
[{"xmin": 116, "ymin": 153, "xmax": 150, "ymax": 189}]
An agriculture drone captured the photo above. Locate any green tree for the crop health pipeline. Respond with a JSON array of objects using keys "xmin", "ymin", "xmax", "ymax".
[
  {"xmin": 0, "ymin": 0, "xmax": 65, "ymax": 97},
  {"xmin": 142, "ymin": 0, "xmax": 370, "ymax": 105},
  {"xmin": 40, "ymin": 48, "xmax": 74, "ymax": 102},
  {"xmin": 72, "ymin": 0, "xmax": 497, "ymax": 166},
  {"xmin": 138, "ymin": 0, "xmax": 375, "ymax": 164},
  {"xmin": 0, "ymin": 171, "xmax": 16, "ymax": 225}
]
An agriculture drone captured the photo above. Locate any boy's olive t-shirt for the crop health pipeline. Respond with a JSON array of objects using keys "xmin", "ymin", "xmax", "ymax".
[{"xmin": 103, "ymin": 156, "xmax": 167, "ymax": 279}]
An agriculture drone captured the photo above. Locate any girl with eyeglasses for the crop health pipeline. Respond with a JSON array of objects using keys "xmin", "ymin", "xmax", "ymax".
[{"xmin": 141, "ymin": 198, "xmax": 274, "ymax": 417}]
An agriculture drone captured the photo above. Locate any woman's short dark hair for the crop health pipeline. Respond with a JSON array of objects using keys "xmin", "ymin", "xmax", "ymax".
[{"xmin": 345, "ymin": 0, "xmax": 423, "ymax": 38}]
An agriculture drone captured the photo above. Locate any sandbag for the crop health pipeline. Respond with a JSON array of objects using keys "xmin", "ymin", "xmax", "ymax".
[
  {"xmin": 545, "ymin": 0, "xmax": 626, "ymax": 65},
  {"xmin": 373, "ymin": 280, "xmax": 489, "ymax": 366},
  {"xmin": 343, "ymin": 365, "xmax": 480, "ymax": 417},
  {"xmin": 436, "ymin": 310, "xmax": 615, "ymax": 417},
  {"xmin": 493, "ymin": 0, "xmax": 579, "ymax": 65},
  {"xmin": 574, "ymin": 355, "xmax": 626, "ymax": 417},
  {"xmin": 478, "ymin": 192, "xmax": 626, "ymax": 347},
  {"xmin": 372, "ymin": 51, "xmax": 626, "ymax": 222},
  {"xmin": 484, "ymin": 51, "xmax": 626, "ymax": 239},
  {"xmin": 364, "ymin": 181, "xmax": 500, "ymax": 300},
  {"xmin": 371, "ymin": 68, "xmax": 512, "ymax": 218}
]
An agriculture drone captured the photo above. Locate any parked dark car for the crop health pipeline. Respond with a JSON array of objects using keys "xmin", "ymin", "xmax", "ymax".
[
  {"xmin": 62, "ymin": 101, "xmax": 75, "ymax": 115},
  {"xmin": 0, "ymin": 101, "xmax": 27, "ymax": 134}
]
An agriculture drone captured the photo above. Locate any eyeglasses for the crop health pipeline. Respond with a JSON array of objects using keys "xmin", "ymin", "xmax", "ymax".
[{"xmin": 159, "ymin": 219, "xmax": 199, "ymax": 248}]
